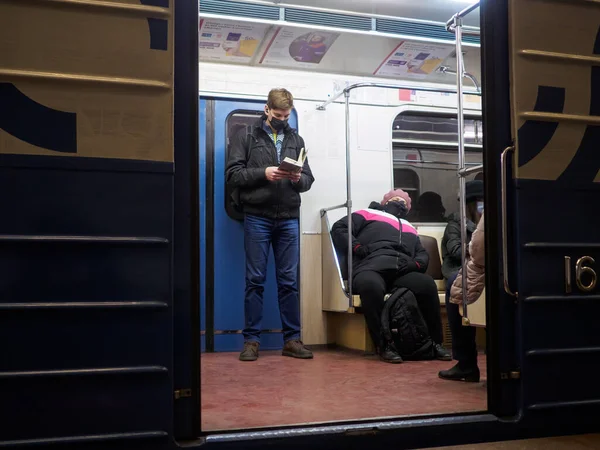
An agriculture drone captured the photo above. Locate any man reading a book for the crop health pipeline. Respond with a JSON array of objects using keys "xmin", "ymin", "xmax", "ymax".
[{"xmin": 226, "ymin": 88, "xmax": 315, "ymax": 362}]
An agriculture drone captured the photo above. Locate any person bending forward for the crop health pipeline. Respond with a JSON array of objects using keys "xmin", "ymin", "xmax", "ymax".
[{"xmin": 331, "ymin": 189, "xmax": 451, "ymax": 363}]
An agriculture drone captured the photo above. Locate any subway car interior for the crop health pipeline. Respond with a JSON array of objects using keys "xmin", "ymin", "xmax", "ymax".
[{"xmin": 199, "ymin": 0, "xmax": 488, "ymax": 432}]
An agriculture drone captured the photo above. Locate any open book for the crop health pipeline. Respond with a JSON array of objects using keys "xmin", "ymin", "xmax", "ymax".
[{"xmin": 278, "ymin": 148, "xmax": 307, "ymax": 173}]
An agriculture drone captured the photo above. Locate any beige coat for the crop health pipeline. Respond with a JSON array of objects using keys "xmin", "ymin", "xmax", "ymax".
[{"xmin": 450, "ymin": 214, "xmax": 485, "ymax": 305}]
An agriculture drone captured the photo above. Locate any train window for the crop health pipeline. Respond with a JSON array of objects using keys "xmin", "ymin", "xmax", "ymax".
[
  {"xmin": 393, "ymin": 112, "xmax": 483, "ymax": 147},
  {"xmin": 392, "ymin": 111, "xmax": 484, "ymax": 223},
  {"xmin": 393, "ymin": 168, "xmax": 420, "ymax": 203},
  {"xmin": 224, "ymin": 110, "xmax": 264, "ymax": 221}
]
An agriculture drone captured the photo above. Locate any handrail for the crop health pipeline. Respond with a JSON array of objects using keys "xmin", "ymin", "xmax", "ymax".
[
  {"xmin": 445, "ymin": 2, "xmax": 480, "ymax": 32},
  {"xmin": 316, "ymin": 82, "xmax": 481, "ymax": 111},
  {"xmin": 320, "ymin": 203, "xmax": 347, "ymax": 217},
  {"xmin": 321, "ymin": 211, "xmax": 349, "ymax": 299},
  {"xmin": 458, "ymin": 164, "xmax": 484, "ymax": 176},
  {"xmin": 501, "ymin": 146, "xmax": 518, "ymax": 297},
  {"xmin": 456, "ymin": 21, "xmax": 469, "ymax": 323},
  {"xmin": 446, "ymin": 2, "xmax": 482, "ymax": 323},
  {"xmin": 344, "ymin": 91, "xmax": 354, "ymax": 303},
  {"xmin": 437, "ymin": 66, "xmax": 481, "ymax": 92},
  {"xmin": 317, "ymin": 79, "xmax": 483, "ymax": 309}
]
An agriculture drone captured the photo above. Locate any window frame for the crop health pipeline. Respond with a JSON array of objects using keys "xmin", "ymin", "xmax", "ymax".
[
  {"xmin": 390, "ymin": 106, "xmax": 484, "ymax": 224},
  {"xmin": 223, "ymin": 109, "xmax": 265, "ymax": 222}
]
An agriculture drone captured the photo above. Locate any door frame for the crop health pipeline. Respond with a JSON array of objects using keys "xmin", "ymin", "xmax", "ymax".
[
  {"xmin": 173, "ymin": 0, "xmax": 201, "ymax": 439},
  {"xmin": 175, "ymin": 0, "xmax": 600, "ymax": 446},
  {"xmin": 202, "ymin": 98, "xmax": 299, "ymax": 353}
]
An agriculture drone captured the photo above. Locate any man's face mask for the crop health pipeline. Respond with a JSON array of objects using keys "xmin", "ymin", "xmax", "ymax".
[
  {"xmin": 266, "ymin": 108, "xmax": 288, "ymax": 131},
  {"xmin": 384, "ymin": 200, "xmax": 408, "ymax": 218},
  {"xmin": 477, "ymin": 201, "xmax": 484, "ymax": 214}
]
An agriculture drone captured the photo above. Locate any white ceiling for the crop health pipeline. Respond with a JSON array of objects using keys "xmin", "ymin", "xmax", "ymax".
[{"xmin": 267, "ymin": 0, "xmax": 480, "ymax": 27}]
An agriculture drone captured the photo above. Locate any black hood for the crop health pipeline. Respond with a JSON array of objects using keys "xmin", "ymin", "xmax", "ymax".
[{"xmin": 368, "ymin": 201, "xmax": 384, "ymax": 210}]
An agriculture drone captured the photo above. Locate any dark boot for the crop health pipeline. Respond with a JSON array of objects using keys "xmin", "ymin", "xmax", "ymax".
[
  {"xmin": 282, "ymin": 340, "xmax": 314, "ymax": 359},
  {"xmin": 380, "ymin": 343, "xmax": 403, "ymax": 364},
  {"xmin": 239, "ymin": 341, "xmax": 259, "ymax": 361},
  {"xmin": 434, "ymin": 344, "xmax": 452, "ymax": 361},
  {"xmin": 439, "ymin": 362, "xmax": 480, "ymax": 382}
]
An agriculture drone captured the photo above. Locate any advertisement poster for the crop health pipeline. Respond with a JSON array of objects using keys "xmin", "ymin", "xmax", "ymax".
[
  {"xmin": 199, "ymin": 19, "xmax": 269, "ymax": 63},
  {"xmin": 260, "ymin": 27, "xmax": 339, "ymax": 67},
  {"xmin": 374, "ymin": 41, "xmax": 454, "ymax": 78},
  {"xmin": 398, "ymin": 89, "xmax": 482, "ymax": 107}
]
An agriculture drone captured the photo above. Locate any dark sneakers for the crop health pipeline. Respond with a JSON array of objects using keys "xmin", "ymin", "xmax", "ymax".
[
  {"xmin": 434, "ymin": 344, "xmax": 452, "ymax": 361},
  {"xmin": 380, "ymin": 343, "xmax": 404, "ymax": 364},
  {"xmin": 282, "ymin": 339, "xmax": 314, "ymax": 359},
  {"xmin": 438, "ymin": 362, "xmax": 480, "ymax": 382},
  {"xmin": 239, "ymin": 341, "xmax": 259, "ymax": 361}
]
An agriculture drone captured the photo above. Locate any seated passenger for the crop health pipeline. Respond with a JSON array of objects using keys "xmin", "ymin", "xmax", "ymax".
[
  {"xmin": 331, "ymin": 189, "xmax": 451, "ymax": 363},
  {"xmin": 450, "ymin": 214, "xmax": 485, "ymax": 305},
  {"xmin": 439, "ymin": 180, "xmax": 483, "ymax": 382}
]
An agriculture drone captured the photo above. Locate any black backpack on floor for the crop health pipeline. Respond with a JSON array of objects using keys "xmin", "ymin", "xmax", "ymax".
[{"xmin": 380, "ymin": 287, "xmax": 435, "ymax": 360}]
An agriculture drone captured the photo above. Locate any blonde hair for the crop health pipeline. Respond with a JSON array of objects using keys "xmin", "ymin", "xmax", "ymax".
[{"xmin": 267, "ymin": 88, "xmax": 294, "ymax": 110}]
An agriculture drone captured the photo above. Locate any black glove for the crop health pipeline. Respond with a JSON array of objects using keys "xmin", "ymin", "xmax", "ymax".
[
  {"xmin": 397, "ymin": 258, "xmax": 418, "ymax": 275},
  {"xmin": 353, "ymin": 244, "xmax": 369, "ymax": 259},
  {"xmin": 406, "ymin": 260, "xmax": 419, "ymax": 272}
]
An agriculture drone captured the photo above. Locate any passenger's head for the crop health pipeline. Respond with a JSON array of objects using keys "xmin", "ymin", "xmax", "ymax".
[
  {"xmin": 416, "ymin": 191, "xmax": 446, "ymax": 221},
  {"xmin": 381, "ymin": 188, "xmax": 412, "ymax": 218},
  {"xmin": 465, "ymin": 180, "xmax": 484, "ymax": 223},
  {"xmin": 265, "ymin": 88, "xmax": 294, "ymax": 132}
]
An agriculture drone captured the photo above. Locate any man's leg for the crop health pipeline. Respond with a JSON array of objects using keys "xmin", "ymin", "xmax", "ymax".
[
  {"xmin": 439, "ymin": 273, "xmax": 479, "ymax": 381},
  {"xmin": 394, "ymin": 272, "xmax": 451, "ymax": 361},
  {"xmin": 354, "ymin": 270, "xmax": 403, "ymax": 363},
  {"xmin": 240, "ymin": 214, "xmax": 272, "ymax": 361},
  {"xmin": 272, "ymin": 218, "xmax": 312, "ymax": 359}
]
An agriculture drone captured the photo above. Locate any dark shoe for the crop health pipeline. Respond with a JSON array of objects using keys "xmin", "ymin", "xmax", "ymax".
[
  {"xmin": 239, "ymin": 341, "xmax": 259, "ymax": 361},
  {"xmin": 380, "ymin": 343, "xmax": 403, "ymax": 364},
  {"xmin": 434, "ymin": 344, "xmax": 452, "ymax": 361},
  {"xmin": 282, "ymin": 340, "xmax": 313, "ymax": 359},
  {"xmin": 439, "ymin": 362, "xmax": 480, "ymax": 382}
]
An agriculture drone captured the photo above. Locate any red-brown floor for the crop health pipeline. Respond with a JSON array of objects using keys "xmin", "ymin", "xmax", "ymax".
[{"xmin": 201, "ymin": 348, "xmax": 487, "ymax": 431}]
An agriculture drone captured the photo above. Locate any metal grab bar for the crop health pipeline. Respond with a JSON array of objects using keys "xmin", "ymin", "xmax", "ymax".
[
  {"xmin": 344, "ymin": 91, "xmax": 353, "ymax": 303},
  {"xmin": 316, "ymin": 81, "xmax": 481, "ymax": 111},
  {"xmin": 458, "ymin": 164, "xmax": 484, "ymax": 176},
  {"xmin": 455, "ymin": 20, "xmax": 469, "ymax": 323},
  {"xmin": 320, "ymin": 203, "xmax": 347, "ymax": 217},
  {"xmin": 501, "ymin": 146, "xmax": 518, "ymax": 297},
  {"xmin": 317, "ymin": 78, "xmax": 483, "ymax": 308},
  {"xmin": 445, "ymin": 2, "xmax": 480, "ymax": 32},
  {"xmin": 437, "ymin": 66, "xmax": 481, "ymax": 92},
  {"xmin": 445, "ymin": 1, "xmax": 482, "ymax": 323}
]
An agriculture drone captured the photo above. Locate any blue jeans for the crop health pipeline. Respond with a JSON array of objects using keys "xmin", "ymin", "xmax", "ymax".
[{"xmin": 243, "ymin": 214, "xmax": 301, "ymax": 344}]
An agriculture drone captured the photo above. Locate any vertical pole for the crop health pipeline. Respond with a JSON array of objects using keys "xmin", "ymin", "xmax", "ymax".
[
  {"xmin": 455, "ymin": 18, "xmax": 469, "ymax": 321},
  {"xmin": 345, "ymin": 90, "xmax": 353, "ymax": 307}
]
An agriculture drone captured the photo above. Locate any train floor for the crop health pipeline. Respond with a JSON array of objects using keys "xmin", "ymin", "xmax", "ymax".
[{"xmin": 201, "ymin": 347, "xmax": 487, "ymax": 431}]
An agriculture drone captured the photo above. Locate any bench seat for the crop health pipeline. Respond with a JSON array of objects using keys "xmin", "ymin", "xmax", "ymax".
[{"xmin": 351, "ymin": 292, "xmax": 446, "ymax": 308}]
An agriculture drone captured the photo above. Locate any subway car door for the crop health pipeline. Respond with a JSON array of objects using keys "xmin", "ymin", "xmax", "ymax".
[
  {"xmin": 500, "ymin": 0, "xmax": 600, "ymax": 430},
  {"xmin": 202, "ymin": 99, "xmax": 298, "ymax": 352},
  {"xmin": 0, "ymin": 0, "xmax": 177, "ymax": 448}
]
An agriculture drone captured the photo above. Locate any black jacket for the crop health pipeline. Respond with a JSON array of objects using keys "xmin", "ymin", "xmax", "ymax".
[
  {"xmin": 441, "ymin": 212, "xmax": 477, "ymax": 280},
  {"xmin": 331, "ymin": 202, "xmax": 429, "ymax": 278},
  {"xmin": 225, "ymin": 115, "xmax": 315, "ymax": 219}
]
